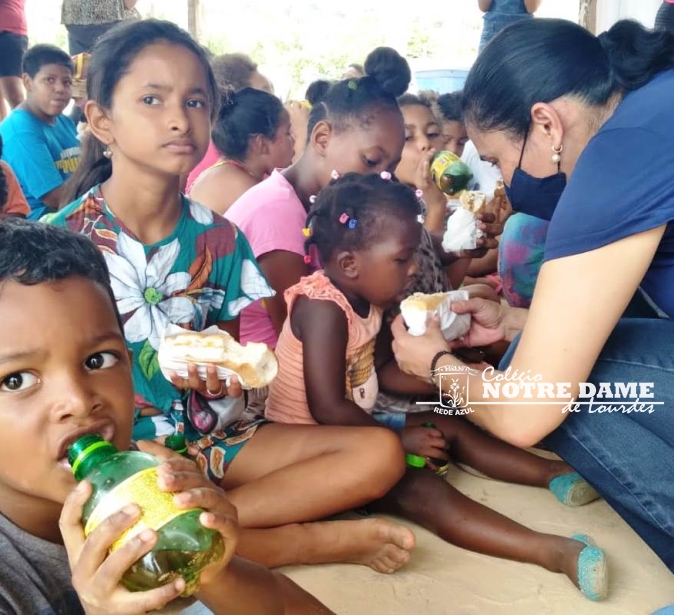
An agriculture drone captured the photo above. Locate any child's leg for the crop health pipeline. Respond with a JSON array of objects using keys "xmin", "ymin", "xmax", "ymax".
[
  {"xmin": 407, "ymin": 413, "xmax": 596, "ymax": 496},
  {"xmin": 238, "ymin": 518, "xmax": 415, "ymax": 574},
  {"xmin": 371, "ymin": 469, "xmax": 607, "ymax": 599},
  {"xmin": 222, "ymin": 424, "xmax": 406, "ymax": 527}
]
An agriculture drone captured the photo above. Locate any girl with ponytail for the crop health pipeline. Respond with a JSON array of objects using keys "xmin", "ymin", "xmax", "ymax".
[
  {"xmin": 393, "ymin": 18, "xmax": 674, "ymax": 573},
  {"xmin": 190, "ymin": 87, "xmax": 295, "ymax": 215}
]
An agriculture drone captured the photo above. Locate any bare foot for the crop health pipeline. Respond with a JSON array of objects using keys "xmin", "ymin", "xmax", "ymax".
[
  {"xmin": 301, "ymin": 518, "xmax": 415, "ymax": 573},
  {"xmin": 236, "ymin": 518, "xmax": 415, "ymax": 572}
]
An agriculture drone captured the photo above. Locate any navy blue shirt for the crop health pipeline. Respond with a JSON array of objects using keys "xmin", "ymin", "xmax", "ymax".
[{"xmin": 545, "ymin": 70, "xmax": 674, "ymax": 317}]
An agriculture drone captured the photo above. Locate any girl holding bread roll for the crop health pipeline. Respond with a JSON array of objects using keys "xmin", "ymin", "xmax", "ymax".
[
  {"xmin": 266, "ymin": 173, "xmax": 609, "ymax": 601},
  {"xmin": 50, "ymin": 19, "xmax": 417, "ymax": 574}
]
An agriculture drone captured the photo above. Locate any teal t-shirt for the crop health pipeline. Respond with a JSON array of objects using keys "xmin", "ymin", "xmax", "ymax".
[
  {"xmin": 49, "ymin": 186, "xmax": 273, "ymax": 417},
  {"xmin": 0, "ymin": 109, "xmax": 80, "ymax": 219}
]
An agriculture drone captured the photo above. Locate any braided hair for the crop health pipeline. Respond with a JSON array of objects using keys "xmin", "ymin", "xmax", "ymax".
[{"xmin": 305, "ymin": 172, "xmax": 420, "ymax": 264}]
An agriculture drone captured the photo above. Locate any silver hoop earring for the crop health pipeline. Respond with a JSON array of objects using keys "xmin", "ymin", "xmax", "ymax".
[{"xmin": 551, "ymin": 144, "xmax": 563, "ymax": 164}]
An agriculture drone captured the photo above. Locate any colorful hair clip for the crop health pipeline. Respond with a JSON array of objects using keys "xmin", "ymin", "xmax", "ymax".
[
  {"xmin": 339, "ymin": 213, "xmax": 349, "ymax": 224},
  {"xmin": 348, "ymin": 80, "xmax": 358, "ymax": 91},
  {"xmin": 309, "ymin": 195, "xmax": 317, "ymax": 204},
  {"xmin": 348, "ymin": 219, "xmax": 357, "ymax": 229},
  {"xmin": 331, "ymin": 169, "xmax": 340, "ymax": 180},
  {"xmin": 303, "ymin": 254, "xmax": 312, "ymax": 264},
  {"xmin": 380, "ymin": 171, "xmax": 392, "ymax": 181},
  {"xmin": 302, "ymin": 227, "xmax": 311, "ymax": 237}
]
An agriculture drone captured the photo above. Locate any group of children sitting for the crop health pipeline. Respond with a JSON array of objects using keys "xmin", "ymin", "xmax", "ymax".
[{"xmin": 0, "ymin": 17, "xmax": 608, "ymax": 615}]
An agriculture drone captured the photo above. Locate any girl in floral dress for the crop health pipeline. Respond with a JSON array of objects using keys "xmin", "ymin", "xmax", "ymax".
[{"xmin": 49, "ymin": 18, "xmax": 416, "ymax": 573}]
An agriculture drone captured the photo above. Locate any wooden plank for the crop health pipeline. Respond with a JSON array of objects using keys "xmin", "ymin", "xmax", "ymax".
[
  {"xmin": 188, "ymin": 0, "xmax": 201, "ymax": 40},
  {"xmin": 579, "ymin": 0, "xmax": 597, "ymax": 33}
]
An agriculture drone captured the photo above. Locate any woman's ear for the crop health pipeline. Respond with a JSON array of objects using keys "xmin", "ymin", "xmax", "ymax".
[
  {"xmin": 335, "ymin": 249, "xmax": 358, "ymax": 279},
  {"xmin": 85, "ymin": 100, "xmax": 114, "ymax": 148},
  {"xmin": 309, "ymin": 120, "xmax": 332, "ymax": 158},
  {"xmin": 530, "ymin": 102, "xmax": 565, "ymax": 148}
]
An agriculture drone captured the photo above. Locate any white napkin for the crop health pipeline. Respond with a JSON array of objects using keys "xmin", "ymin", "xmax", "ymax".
[{"xmin": 442, "ymin": 208, "xmax": 483, "ymax": 252}]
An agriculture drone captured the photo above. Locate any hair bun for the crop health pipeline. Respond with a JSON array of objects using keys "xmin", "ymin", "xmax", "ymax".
[{"xmin": 363, "ymin": 47, "xmax": 411, "ymax": 97}]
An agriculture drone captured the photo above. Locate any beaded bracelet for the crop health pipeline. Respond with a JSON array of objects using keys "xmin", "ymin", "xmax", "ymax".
[{"xmin": 430, "ymin": 350, "xmax": 454, "ymax": 385}]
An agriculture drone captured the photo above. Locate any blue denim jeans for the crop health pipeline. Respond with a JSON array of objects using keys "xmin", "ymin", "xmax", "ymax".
[{"xmin": 499, "ymin": 318, "xmax": 674, "ymax": 572}]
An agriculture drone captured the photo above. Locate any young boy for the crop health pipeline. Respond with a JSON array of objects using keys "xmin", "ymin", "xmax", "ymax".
[
  {"xmin": 0, "ymin": 45, "xmax": 81, "ymax": 220},
  {"xmin": 435, "ymin": 91, "xmax": 469, "ymax": 158},
  {"xmin": 0, "ymin": 218, "xmax": 332, "ymax": 615}
]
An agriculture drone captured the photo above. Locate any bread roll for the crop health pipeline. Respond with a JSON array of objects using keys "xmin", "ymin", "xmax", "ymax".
[
  {"xmin": 400, "ymin": 292, "xmax": 449, "ymax": 313},
  {"xmin": 459, "ymin": 191, "xmax": 487, "ymax": 213},
  {"xmin": 163, "ymin": 331, "xmax": 278, "ymax": 388}
]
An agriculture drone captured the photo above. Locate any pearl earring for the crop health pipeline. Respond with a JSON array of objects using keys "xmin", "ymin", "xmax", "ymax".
[
  {"xmin": 551, "ymin": 144, "xmax": 563, "ymax": 164},
  {"xmin": 103, "ymin": 147, "xmax": 113, "ymax": 159}
]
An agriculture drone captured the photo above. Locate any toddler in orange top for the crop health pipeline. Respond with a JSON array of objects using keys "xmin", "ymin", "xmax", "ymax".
[{"xmin": 266, "ymin": 172, "xmax": 609, "ymax": 602}]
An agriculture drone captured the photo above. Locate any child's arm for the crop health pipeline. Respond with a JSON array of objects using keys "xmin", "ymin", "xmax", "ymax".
[
  {"xmin": 295, "ymin": 298, "xmax": 447, "ymax": 458},
  {"xmin": 466, "ymin": 247, "xmax": 498, "ymax": 277},
  {"xmin": 293, "ymin": 296, "xmax": 380, "ymax": 427},
  {"xmin": 258, "ymin": 251, "xmax": 310, "ymax": 335},
  {"xmin": 375, "ymin": 321, "xmax": 436, "ymax": 396}
]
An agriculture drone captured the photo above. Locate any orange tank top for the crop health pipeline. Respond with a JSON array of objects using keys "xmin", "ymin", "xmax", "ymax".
[{"xmin": 265, "ymin": 271, "xmax": 382, "ymax": 425}]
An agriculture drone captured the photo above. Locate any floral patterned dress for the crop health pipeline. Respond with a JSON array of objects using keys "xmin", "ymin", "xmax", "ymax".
[{"xmin": 49, "ymin": 187, "xmax": 273, "ymax": 478}]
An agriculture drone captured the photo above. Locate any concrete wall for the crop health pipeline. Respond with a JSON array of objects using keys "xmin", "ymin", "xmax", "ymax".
[{"xmin": 596, "ymin": 0, "xmax": 662, "ymax": 32}]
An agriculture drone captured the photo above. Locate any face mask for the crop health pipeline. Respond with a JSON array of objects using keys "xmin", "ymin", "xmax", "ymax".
[{"xmin": 504, "ymin": 132, "xmax": 567, "ymax": 222}]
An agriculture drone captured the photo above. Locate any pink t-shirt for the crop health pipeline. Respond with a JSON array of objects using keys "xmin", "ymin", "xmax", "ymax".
[
  {"xmin": 225, "ymin": 169, "xmax": 315, "ymax": 348},
  {"xmin": 186, "ymin": 140, "xmax": 220, "ymax": 193}
]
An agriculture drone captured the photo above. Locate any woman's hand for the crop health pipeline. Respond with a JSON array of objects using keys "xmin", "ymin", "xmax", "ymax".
[
  {"xmin": 449, "ymin": 297, "xmax": 508, "ymax": 347},
  {"xmin": 390, "ymin": 315, "xmax": 450, "ymax": 380},
  {"xmin": 169, "ymin": 363, "xmax": 243, "ymax": 400},
  {"xmin": 60, "ymin": 482, "xmax": 185, "ymax": 615}
]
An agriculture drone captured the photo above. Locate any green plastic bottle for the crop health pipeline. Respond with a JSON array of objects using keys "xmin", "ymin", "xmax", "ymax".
[
  {"xmin": 405, "ymin": 453, "xmax": 426, "ymax": 469},
  {"xmin": 429, "ymin": 151, "xmax": 473, "ymax": 196},
  {"xmin": 67, "ymin": 434, "xmax": 224, "ymax": 596},
  {"xmin": 165, "ymin": 433, "xmax": 188, "ymax": 456}
]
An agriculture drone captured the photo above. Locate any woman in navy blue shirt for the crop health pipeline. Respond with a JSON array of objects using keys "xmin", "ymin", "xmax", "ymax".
[
  {"xmin": 478, "ymin": 0, "xmax": 541, "ymax": 52},
  {"xmin": 392, "ymin": 18, "xmax": 674, "ymax": 573}
]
